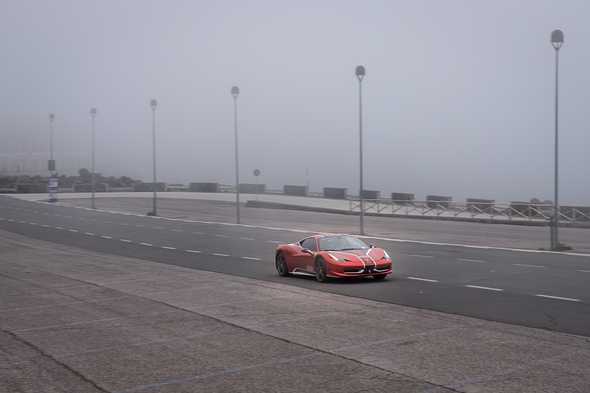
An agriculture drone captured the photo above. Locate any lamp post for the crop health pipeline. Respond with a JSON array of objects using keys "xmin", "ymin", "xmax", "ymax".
[
  {"xmin": 48, "ymin": 113, "xmax": 55, "ymax": 174},
  {"xmin": 90, "ymin": 108, "xmax": 97, "ymax": 209},
  {"xmin": 150, "ymin": 99, "xmax": 158, "ymax": 216},
  {"xmin": 355, "ymin": 65, "xmax": 366, "ymax": 235},
  {"xmin": 550, "ymin": 29, "xmax": 564, "ymax": 250},
  {"xmin": 231, "ymin": 86, "xmax": 240, "ymax": 224}
]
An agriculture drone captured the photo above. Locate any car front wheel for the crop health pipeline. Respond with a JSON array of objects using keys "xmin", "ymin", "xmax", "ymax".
[
  {"xmin": 315, "ymin": 258, "xmax": 328, "ymax": 282},
  {"xmin": 275, "ymin": 253, "xmax": 289, "ymax": 276}
]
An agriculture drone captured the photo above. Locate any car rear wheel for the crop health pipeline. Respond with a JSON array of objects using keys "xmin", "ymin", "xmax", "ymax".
[
  {"xmin": 373, "ymin": 274, "xmax": 387, "ymax": 281},
  {"xmin": 315, "ymin": 257, "xmax": 328, "ymax": 282},
  {"xmin": 275, "ymin": 253, "xmax": 289, "ymax": 276}
]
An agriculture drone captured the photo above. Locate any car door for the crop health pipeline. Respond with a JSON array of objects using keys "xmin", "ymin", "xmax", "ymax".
[{"xmin": 291, "ymin": 237, "xmax": 316, "ymax": 273}]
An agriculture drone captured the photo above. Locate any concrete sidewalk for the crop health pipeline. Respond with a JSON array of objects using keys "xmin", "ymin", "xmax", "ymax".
[{"xmin": 1, "ymin": 230, "xmax": 589, "ymax": 393}]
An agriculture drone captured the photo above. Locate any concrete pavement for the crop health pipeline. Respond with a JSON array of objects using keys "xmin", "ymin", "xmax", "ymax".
[{"xmin": 1, "ymin": 229, "xmax": 590, "ymax": 392}]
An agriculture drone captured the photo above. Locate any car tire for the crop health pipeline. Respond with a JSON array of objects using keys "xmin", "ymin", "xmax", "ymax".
[
  {"xmin": 373, "ymin": 274, "xmax": 387, "ymax": 281},
  {"xmin": 315, "ymin": 257, "xmax": 328, "ymax": 283},
  {"xmin": 275, "ymin": 253, "xmax": 290, "ymax": 276}
]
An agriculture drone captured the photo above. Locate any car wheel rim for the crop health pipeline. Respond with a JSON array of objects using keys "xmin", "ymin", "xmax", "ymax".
[
  {"xmin": 276, "ymin": 255, "xmax": 286, "ymax": 274},
  {"xmin": 316, "ymin": 262, "xmax": 325, "ymax": 281}
]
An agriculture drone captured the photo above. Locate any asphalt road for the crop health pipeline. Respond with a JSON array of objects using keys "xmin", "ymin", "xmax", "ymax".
[
  {"xmin": 2, "ymin": 195, "xmax": 590, "ymax": 337},
  {"xmin": 58, "ymin": 195, "xmax": 590, "ymax": 253}
]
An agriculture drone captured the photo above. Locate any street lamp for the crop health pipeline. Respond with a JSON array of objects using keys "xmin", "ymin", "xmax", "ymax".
[
  {"xmin": 550, "ymin": 29, "xmax": 564, "ymax": 250},
  {"xmin": 231, "ymin": 86, "xmax": 241, "ymax": 224},
  {"xmin": 150, "ymin": 98, "xmax": 158, "ymax": 216},
  {"xmin": 90, "ymin": 107, "xmax": 97, "ymax": 209},
  {"xmin": 355, "ymin": 65, "xmax": 366, "ymax": 235},
  {"xmin": 48, "ymin": 113, "xmax": 55, "ymax": 173}
]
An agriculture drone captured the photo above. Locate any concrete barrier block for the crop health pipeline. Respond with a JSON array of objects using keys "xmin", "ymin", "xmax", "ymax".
[
  {"xmin": 426, "ymin": 195, "xmax": 453, "ymax": 208},
  {"xmin": 189, "ymin": 182, "xmax": 220, "ymax": 193},
  {"xmin": 323, "ymin": 187, "xmax": 347, "ymax": 199},
  {"xmin": 284, "ymin": 185, "xmax": 308, "ymax": 196},
  {"xmin": 239, "ymin": 183, "xmax": 265, "ymax": 194}
]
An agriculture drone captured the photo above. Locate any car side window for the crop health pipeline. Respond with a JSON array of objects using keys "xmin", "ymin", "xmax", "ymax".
[{"xmin": 300, "ymin": 238, "xmax": 316, "ymax": 251}]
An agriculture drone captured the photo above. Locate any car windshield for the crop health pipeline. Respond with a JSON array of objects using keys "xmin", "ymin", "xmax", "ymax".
[{"xmin": 318, "ymin": 236, "xmax": 369, "ymax": 251}]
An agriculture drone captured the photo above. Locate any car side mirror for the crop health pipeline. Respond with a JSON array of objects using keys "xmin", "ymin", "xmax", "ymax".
[{"xmin": 369, "ymin": 244, "xmax": 375, "ymax": 248}]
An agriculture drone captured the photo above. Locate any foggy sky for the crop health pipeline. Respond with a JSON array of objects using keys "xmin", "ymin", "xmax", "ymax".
[{"xmin": 1, "ymin": 0, "xmax": 589, "ymax": 204}]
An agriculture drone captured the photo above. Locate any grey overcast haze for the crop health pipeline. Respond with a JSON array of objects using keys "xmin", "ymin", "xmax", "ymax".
[{"xmin": 1, "ymin": 0, "xmax": 589, "ymax": 204}]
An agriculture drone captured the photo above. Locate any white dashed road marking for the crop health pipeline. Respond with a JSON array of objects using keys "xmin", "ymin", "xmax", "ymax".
[
  {"xmin": 185, "ymin": 249, "xmax": 201, "ymax": 254},
  {"xmin": 68, "ymin": 229, "xmax": 79, "ymax": 233},
  {"xmin": 406, "ymin": 254, "xmax": 434, "ymax": 259},
  {"xmin": 457, "ymin": 258, "xmax": 486, "ymax": 263},
  {"xmin": 120, "ymin": 239, "xmax": 133, "ymax": 243},
  {"xmin": 407, "ymin": 276, "xmax": 439, "ymax": 283},
  {"xmin": 139, "ymin": 242, "xmax": 153, "ymax": 247},
  {"xmin": 241, "ymin": 257, "xmax": 261, "ymax": 261},
  {"xmin": 212, "ymin": 253, "xmax": 230, "ymax": 257},
  {"xmin": 55, "ymin": 226, "xmax": 64, "ymax": 230},
  {"xmin": 266, "ymin": 240, "xmax": 282, "ymax": 244},
  {"xmin": 514, "ymin": 263, "xmax": 546, "ymax": 269},
  {"xmin": 215, "ymin": 234, "xmax": 229, "ymax": 238},
  {"xmin": 100, "ymin": 235, "xmax": 113, "ymax": 239},
  {"xmin": 240, "ymin": 237, "xmax": 255, "ymax": 241},
  {"xmin": 536, "ymin": 294, "xmax": 581, "ymax": 302},
  {"xmin": 171, "ymin": 229, "xmax": 183, "ymax": 233},
  {"xmin": 577, "ymin": 270, "xmax": 590, "ymax": 273},
  {"xmin": 465, "ymin": 285, "xmax": 503, "ymax": 292},
  {"xmin": 84, "ymin": 232, "xmax": 95, "ymax": 236},
  {"xmin": 162, "ymin": 246, "xmax": 176, "ymax": 250},
  {"xmin": 192, "ymin": 232, "xmax": 204, "ymax": 235}
]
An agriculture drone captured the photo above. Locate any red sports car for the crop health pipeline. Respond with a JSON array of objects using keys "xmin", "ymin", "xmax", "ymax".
[{"xmin": 275, "ymin": 234, "xmax": 393, "ymax": 282}]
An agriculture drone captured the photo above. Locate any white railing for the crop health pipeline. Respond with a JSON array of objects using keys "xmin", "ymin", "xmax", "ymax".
[{"xmin": 348, "ymin": 199, "xmax": 590, "ymax": 224}]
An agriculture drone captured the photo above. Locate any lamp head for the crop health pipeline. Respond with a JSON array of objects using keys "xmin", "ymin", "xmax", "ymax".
[
  {"xmin": 150, "ymin": 99, "xmax": 158, "ymax": 110},
  {"xmin": 551, "ymin": 29, "xmax": 564, "ymax": 50},
  {"xmin": 231, "ymin": 86, "xmax": 240, "ymax": 98},
  {"xmin": 355, "ymin": 65, "xmax": 366, "ymax": 81}
]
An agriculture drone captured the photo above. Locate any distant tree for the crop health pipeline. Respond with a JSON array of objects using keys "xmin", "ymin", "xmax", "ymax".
[{"xmin": 78, "ymin": 168, "xmax": 91, "ymax": 182}]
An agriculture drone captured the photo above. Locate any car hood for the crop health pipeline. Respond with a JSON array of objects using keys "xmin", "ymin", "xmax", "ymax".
[{"xmin": 326, "ymin": 248, "xmax": 386, "ymax": 261}]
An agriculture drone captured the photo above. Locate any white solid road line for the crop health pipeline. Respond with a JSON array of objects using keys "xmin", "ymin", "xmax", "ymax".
[
  {"xmin": 241, "ymin": 256, "xmax": 261, "ymax": 261},
  {"xmin": 100, "ymin": 235, "xmax": 113, "ymax": 239},
  {"xmin": 162, "ymin": 246, "xmax": 176, "ymax": 250},
  {"xmin": 536, "ymin": 294, "xmax": 581, "ymax": 302},
  {"xmin": 514, "ymin": 263, "xmax": 546, "ymax": 269},
  {"xmin": 212, "ymin": 253, "xmax": 230, "ymax": 257},
  {"xmin": 457, "ymin": 258, "xmax": 486, "ymax": 263},
  {"xmin": 465, "ymin": 285, "xmax": 504, "ymax": 292},
  {"xmin": 185, "ymin": 249, "xmax": 201, "ymax": 254},
  {"xmin": 120, "ymin": 239, "xmax": 133, "ymax": 243},
  {"xmin": 139, "ymin": 242, "xmax": 153, "ymax": 247},
  {"xmin": 407, "ymin": 276, "xmax": 439, "ymax": 283},
  {"xmin": 406, "ymin": 254, "xmax": 434, "ymax": 258}
]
